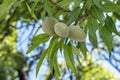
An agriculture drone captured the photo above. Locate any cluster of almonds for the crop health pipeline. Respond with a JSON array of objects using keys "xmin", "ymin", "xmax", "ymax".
[{"xmin": 42, "ymin": 17, "xmax": 86, "ymax": 42}]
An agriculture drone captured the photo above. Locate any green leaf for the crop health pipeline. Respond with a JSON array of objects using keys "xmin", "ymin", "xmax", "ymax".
[
  {"xmin": 48, "ymin": 37, "xmax": 64, "ymax": 70},
  {"xmin": 99, "ymin": 27, "xmax": 113, "ymax": 55},
  {"xmin": 93, "ymin": 0, "xmax": 100, "ymax": 8},
  {"xmin": 26, "ymin": 33, "xmax": 50, "ymax": 54},
  {"xmin": 48, "ymin": 36, "xmax": 59, "ymax": 60},
  {"xmin": 44, "ymin": 0, "xmax": 53, "ymax": 16},
  {"xmin": 54, "ymin": 55, "xmax": 60, "ymax": 77},
  {"xmin": 0, "ymin": 0, "xmax": 15, "ymax": 21},
  {"xmin": 71, "ymin": 45, "xmax": 80, "ymax": 55},
  {"xmin": 31, "ymin": 33, "xmax": 50, "ymax": 42},
  {"xmin": 113, "ymin": 12, "xmax": 120, "ymax": 20},
  {"xmin": 63, "ymin": 43, "xmax": 76, "ymax": 73},
  {"xmin": 85, "ymin": 0, "xmax": 93, "ymax": 10},
  {"xmin": 89, "ymin": 5, "xmax": 105, "ymax": 24},
  {"xmin": 36, "ymin": 49, "xmax": 48, "ymax": 77},
  {"xmin": 47, "ymin": 36, "xmax": 59, "ymax": 70},
  {"xmin": 105, "ymin": 16, "xmax": 120, "ymax": 36},
  {"xmin": 26, "ymin": 3, "xmax": 38, "ymax": 20},
  {"xmin": 87, "ymin": 17, "xmax": 99, "ymax": 47},
  {"xmin": 100, "ymin": 2, "xmax": 120, "ymax": 12},
  {"xmin": 70, "ymin": 43, "xmax": 81, "ymax": 56},
  {"xmin": 31, "ymin": 0, "xmax": 39, "ymax": 12},
  {"xmin": 34, "ymin": 27, "xmax": 41, "ymax": 36},
  {"xmin": 89, "ymin": 33, "xmax": 97, "ymax": 47},
  {"xmin": 58, "ymin": 0, "xmax": 73, "ymax": 8},
  {"xmin": 67, "ymin": 8, "xmax": 82, "ymax": 25},
  {"xmin": 94, "ymin": 0, "xmax": 120, "ymax": 12},
  {"xmin": 50, "ymin": 38, "xmax": 64, "ymax": 59},
  {"xmin": 41, "ymin": 10, "xmax": 46, "ymax": 20},
  {"xmin": 77, "ymin": 42, "xmax": 88, "ymax": 58}
]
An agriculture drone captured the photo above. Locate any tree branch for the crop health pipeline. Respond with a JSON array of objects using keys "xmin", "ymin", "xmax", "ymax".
[
  {"xmin": 47, "ymin": 68, "xmax": 54, "ymax": 80},
  {"xmin": 75, "ymin": 11, "xmax": 88, "ymax": 25},
  {"xmin": 48, "ymin": 0, "xmax": 70, "ymax": 12}
]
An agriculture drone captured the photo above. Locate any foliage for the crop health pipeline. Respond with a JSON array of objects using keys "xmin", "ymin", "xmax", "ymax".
[
  {"xmin": 0, "ymin": 0, "xmax": 120, "ymax": 79},
  {"xmin": 0, "ymin": 28, "xmax": 26, "ymax": 80},
  {"xmin": 45, "ymin": 53, "xmax": 119, "ymax": 80},
  {"xmin": 75, "ymin": 53, "xmax": 118, "ymax": 80}
]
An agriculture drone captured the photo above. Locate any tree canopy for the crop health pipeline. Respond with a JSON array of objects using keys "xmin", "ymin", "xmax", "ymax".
[{"xmin": 0, "ymin": 0, "xmax": 120, "ymax": 80}]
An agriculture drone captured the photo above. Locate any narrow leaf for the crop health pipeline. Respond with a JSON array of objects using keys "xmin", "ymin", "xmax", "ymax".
[
  {"xmin": 100, "ymin": 2, "xmax": 120, "ymax": 12},
  {"xmin": 85, "ymin": 0, "xmax": 93, "ymax": 10},
  {"xmin": 105, "ymin": 16, "xmax": 120, "ymax": 36},
  {"xmin": 77, "ymin": 42, "xmax": 88, "ymax": 58},
  {"xmin": 48, "ymin": 38, "xmax": 64, "ymax": 70},
  {"xmin": 54, "ymin": 55, "xmax": 60, "ymax": 77},
  {"xmin": 89, "ymin": 5, "xmax": 105, "ymax": 24},
  {"xmin": 87, "ymin": 17, "xmax": 99, "ymax": 47},
  {"xmin": 31, "ymin": 33, "xmax": 50, "ymax": 42},
  {"xmin": 58, "ymin": 0, "xmax": 73, "ymax": 8},
  {"xmin": 44, "ymin": 0, "xmax": 53, "ymax": 16},
  {"xmin": 113, "ymin": 12, "xmax": 120, "ymax": 20},
  {"xmin": 48, "ymin": 36, "xmax": 59, "ymax": 61},
  {"xmin": 64, "ymin": 43, "xmax": 76, "ymax": 73},
  {"xmin": 36, "ymin": 49, "xmax": 48, "ymax": 77},
  {"xmin": 26, "ymin": 34, "xmax": 50, "ymax": 54},
  {"xmin": 26, "ymin": 3, "xmax": 38, "ymax": 20},
  {"xmin": 31, "ymin": 0, "xmax": 39, "ymax": 12},
  {"xmin": 94, "ymin": 0, "xmax": 120, "ymax": 12},
  {"xmin": 34, "ymin": 27, "xmax": 41, "ymax": 35},
  {"xmin": 0, "ymin": 0, "xmax": 15, "ymax": 21},
  {"xmin": 47, "ymin": 36, "xmax": 59, "ymax": 70},
  {"xmin": 99, "ymin": 27, "xmax": 113, "ymax": 55},
  {"xmin": 70, "ymin": 43, "xmax": 81, "ymax": 56},
  {"xmin": 67, "ymin": 8, "xmax": 82, "ymax": 25}
]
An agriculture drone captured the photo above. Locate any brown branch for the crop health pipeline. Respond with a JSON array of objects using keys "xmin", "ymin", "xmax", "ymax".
[
  {"xmin": 17, "ymin": 70, "xmax": 28, "ymax": 80},
  {"xmin": 75, "ymin": 11, "xmax": 88, "ymax": 25},
  {"xmin": 47, "ymin": 68, "xmax": 54, "ymax": 80},
  {"xmin": 48, "ymin": 0, "xmax": 70, "ymax": 12}
]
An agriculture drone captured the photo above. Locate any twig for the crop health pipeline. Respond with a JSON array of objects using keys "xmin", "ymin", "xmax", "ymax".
[
  {"xmin": 75, "ymin": 11, "xmax": 88, "ymax": 25},
  {"xmin": 48, "ymin": 0, "xmax": 70, "ymax": 12}
]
